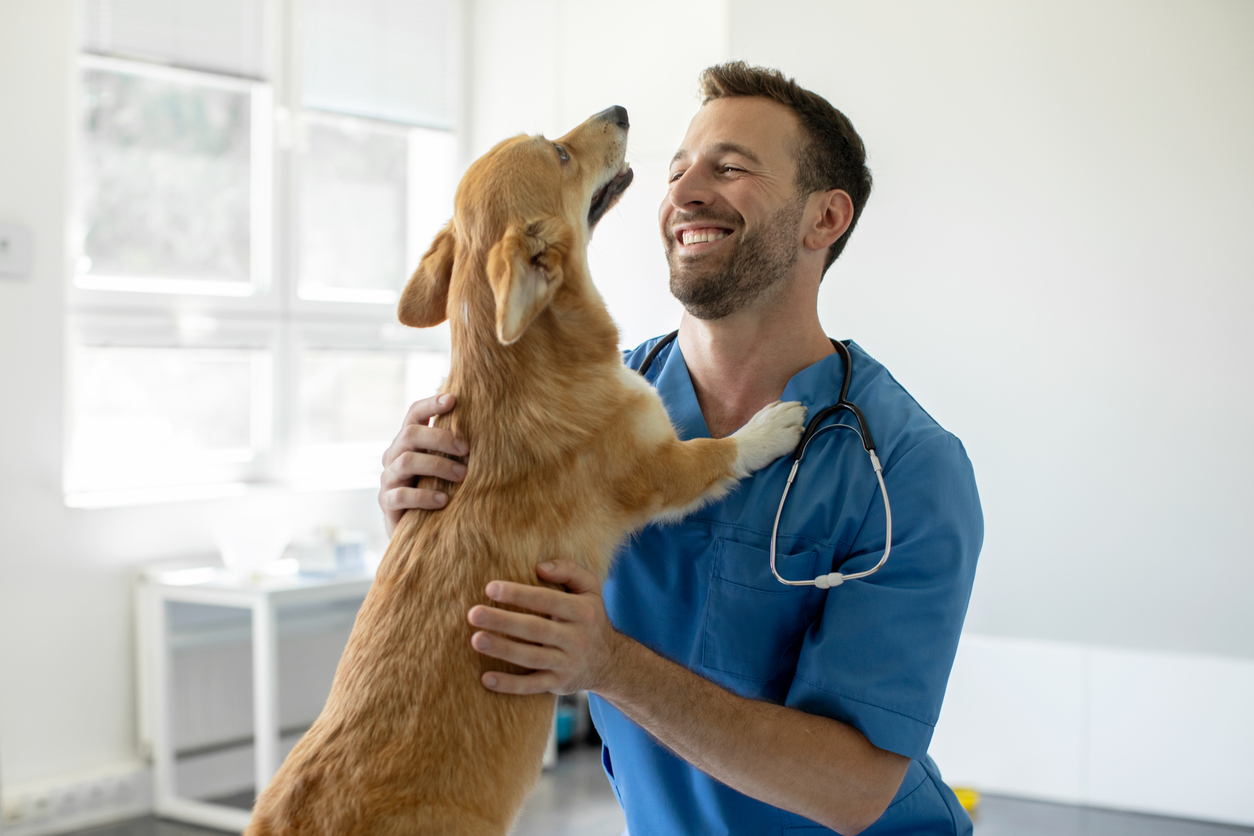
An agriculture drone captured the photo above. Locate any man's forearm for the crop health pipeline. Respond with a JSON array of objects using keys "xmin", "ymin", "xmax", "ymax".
[
  {"xmin": 463, "ymin": 563, "xmax": 910, "ymax": 832},
  {"xmin": 596, "ymin": 634, "xmax": 909, "ymax": 835}
]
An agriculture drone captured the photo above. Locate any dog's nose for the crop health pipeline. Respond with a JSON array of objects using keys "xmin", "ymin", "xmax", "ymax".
[{"xmin": 595, "ymin": 106, "xmax": 629, "ymax": 129}]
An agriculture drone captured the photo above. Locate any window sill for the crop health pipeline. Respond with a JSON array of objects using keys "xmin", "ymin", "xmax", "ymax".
[{"xmin": 65, "ymin": 475, "xmax": 380, "ymax": 509}]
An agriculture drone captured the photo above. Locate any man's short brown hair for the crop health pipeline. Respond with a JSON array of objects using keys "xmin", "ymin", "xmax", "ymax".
[{"xmin": 698, "ymin": 62, "xmax": 872, "ymax": 273}]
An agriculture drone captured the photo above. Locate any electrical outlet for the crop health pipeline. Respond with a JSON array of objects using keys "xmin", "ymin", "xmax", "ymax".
[
  {"xmin": 108, "ymin": 773, "xmax": 138, "ymax": 806},
  {"xmin": 0, "ymin": 222, "xmax": 34, "ymax": 280},
  {"xmin": 54, "ymin": 784, "xmax": 83, "ymax": 816},
  {"xmin": 83, "ymin": 779, "xmax": 109, "ymax": 809},
  {"xmin": 2, "ymin": 797, "xmax": 25, "ymax": 824},
  {"xmin": 1, "ymin": 789, "xmax": 53, "ymax": 824},
  {"xmin": 2, "ymin": 768, "xmax": 148, "ymax": 827},
  {"xmin": 27, "ymin": 789, "xmax": 54, "ymax": 820}
]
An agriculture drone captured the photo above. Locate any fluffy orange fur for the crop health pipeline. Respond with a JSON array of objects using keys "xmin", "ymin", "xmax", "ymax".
[{"xmin": 245, "ymin": 108, "xmax": 801, "ymax": 835}]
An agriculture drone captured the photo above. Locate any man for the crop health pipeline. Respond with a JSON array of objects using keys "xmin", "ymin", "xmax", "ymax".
[{"xmin": 379, "ymin": 62, "xmax": 982, "ymax": 835}]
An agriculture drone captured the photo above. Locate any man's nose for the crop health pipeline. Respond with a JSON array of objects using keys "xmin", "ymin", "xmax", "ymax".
[
  {"xmin": 594, "ymin": 105, "xmax": 629, "ymax": 129},
  {"xmin": 667, "ymin": 166, "xmax": 715, "ymax": 210}
]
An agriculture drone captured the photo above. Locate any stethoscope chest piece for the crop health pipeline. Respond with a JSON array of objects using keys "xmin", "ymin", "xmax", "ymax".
[{"xmin": 638, "ymin": 331, "xmax": 893, "ymax": 589}]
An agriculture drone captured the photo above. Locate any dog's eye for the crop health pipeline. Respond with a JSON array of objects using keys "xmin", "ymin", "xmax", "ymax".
[{"xmin": 554, "ymin": 144, "xmax": 570, "ymax": 163}]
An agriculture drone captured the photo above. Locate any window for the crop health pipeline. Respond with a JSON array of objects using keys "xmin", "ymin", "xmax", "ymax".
[
  {"xmin": 294, "ymin": 115, "xmax": 456, "ymax": 305},
  {"xmin": 70, "ymin": 345, "xmax": 270, "ymax": 493},
  {"xmin": 67, "ymin": 0, "xmax": 459, "ymax": 506},
  {"xmin": 291, "ymin": 344, "xmax": 452, "ymax": 486},
  {"xmin": 76, "ymin": 56, "xmax": 271, "ymax": 296}
]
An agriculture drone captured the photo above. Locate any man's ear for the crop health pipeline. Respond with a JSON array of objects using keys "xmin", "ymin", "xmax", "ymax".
[
  {"xmin": 486, "ymin": 217, "xmax": 572, "ymax": 345},
  {"xmin": 803, "ymin": 189, "xmax": 854, "ymax": 253},
  {"xmin": 398, "ymin": 221, "xmax": 456, "ymax": 327}
]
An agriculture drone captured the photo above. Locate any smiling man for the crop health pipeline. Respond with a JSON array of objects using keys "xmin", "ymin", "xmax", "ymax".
[{"xmin": 380, "ymin": 63, "xmax": 983, "ymax": 836}]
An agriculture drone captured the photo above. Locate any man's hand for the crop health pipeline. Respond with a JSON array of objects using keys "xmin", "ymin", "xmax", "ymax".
[
  {"xmin": 469, "ymin": 559, "xmax": 907, "ymax": 833},
  {"xmin": 467, "ymin": 560, "xmax": 622, "ymax": 695},
  {"xmin": 379, "ymin": 394, "xmax": 468, "ymax": 538}
]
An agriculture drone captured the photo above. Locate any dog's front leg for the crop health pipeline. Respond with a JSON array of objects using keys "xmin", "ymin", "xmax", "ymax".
[{"xmin": 638, "ymin": 400, "xmax": 806, "ymax": 523}]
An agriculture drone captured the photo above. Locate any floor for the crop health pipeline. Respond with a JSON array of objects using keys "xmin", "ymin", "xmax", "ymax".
[
  {"xmin": 69, "ymin": 744, "xmax": 1252, "ymax": 836},
  {"xmin": 509, "ymin": 745, "xmax": 624, "ymax": 836},
  {"xmin": 972, "ymin": 795, "xmax": 1254, "ymax": 836}
]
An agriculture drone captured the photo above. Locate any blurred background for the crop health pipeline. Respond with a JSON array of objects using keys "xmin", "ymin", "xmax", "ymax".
[{"xmin": 0, "ymin": 0, "xmax": 1251, "ymax": 833}]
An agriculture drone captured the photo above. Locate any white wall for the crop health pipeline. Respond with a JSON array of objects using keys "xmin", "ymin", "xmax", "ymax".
[
  {"xmin": 728, "ymin": 0, "xmax": 1254, "ymax": 661},
  {"xmin": 0, "ymin": 0, "xmax": 386, "ymax": 791},
  {"xmin": 467, "ymin": 0, "xmax": 730, "ymax": 348},
  {"xmin": 470, "ymin": 0, "xmax": 1254, "ymax": 660},
  {"xmin": 930, "ymin": 633, "xmax": 1254, "ymax": 825}
]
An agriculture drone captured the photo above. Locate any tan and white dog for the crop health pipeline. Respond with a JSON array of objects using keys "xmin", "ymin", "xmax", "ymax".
[{"xmin": 245, "ymin": 106, "xmax": 805, "ymax": 835}]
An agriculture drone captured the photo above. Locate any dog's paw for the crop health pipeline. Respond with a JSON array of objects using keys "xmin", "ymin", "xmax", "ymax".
[{"xmin": 729, "ymin": 400, "xmax": 807, "ymax": 478}]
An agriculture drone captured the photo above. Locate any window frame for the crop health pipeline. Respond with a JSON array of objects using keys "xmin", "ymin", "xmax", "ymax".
[
  {"xmin": 71, "ymin": 54, "xmax": 278, "ymax": 311},
  {"xmin": 65, "ymin": 0, "xmax": 463, "ymax": 508},
  {"xmin": 64, "ymin": 311, "xmax": 282, "ymax": 505}
]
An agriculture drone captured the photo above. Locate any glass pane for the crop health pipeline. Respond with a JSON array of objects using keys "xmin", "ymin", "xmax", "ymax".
[
  {"xmin": 293, "ymin": 349, "xmax": 448, "ymax": 481},
  {"xmin": 298, "ymin": 119, "xmax": 408, "ymax": 302},
  {"xmin": 70, "ymin": 347, "xmax": 263, "ymax": 473},
  {"xmin": 408, "ymin": 126, "xmax": 458, "ymax": 265},
  {"xmin": 405, "ymin": 349, "xmax": 450, "ymax": 404},
  {"xmin": 77, "ymin": 67, "xmax": 253, "ymax": 287},
  {"xmin": 298, "ymin": 350, "xmax": 407, "ymax": 445}
]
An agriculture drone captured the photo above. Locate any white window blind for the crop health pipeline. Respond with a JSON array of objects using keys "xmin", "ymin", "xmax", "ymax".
[
  {"xmin": 301, "ymin": 0, "xmax": 454, "ymax": 128},
  {"xmin": 80, "ymin": 0, "xmax": 267, "ymax": 79}
]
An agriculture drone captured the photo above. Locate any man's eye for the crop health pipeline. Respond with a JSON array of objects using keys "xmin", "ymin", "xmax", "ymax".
[
  {"xmin": 554, "ymin": 144, "xmax": 570, "ymax": 162},
  {"xmin": 721, "ymin": 165, "xmax": 741, "ymax": 174},
  {"xmin": 669, "ymin": 170, "xmax": 684, "ymax": 182}
]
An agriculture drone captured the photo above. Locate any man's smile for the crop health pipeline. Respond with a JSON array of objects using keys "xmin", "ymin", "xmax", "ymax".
[{"xmin": 671, "ymin": 222, "xmax": 737, "ymax": 253}]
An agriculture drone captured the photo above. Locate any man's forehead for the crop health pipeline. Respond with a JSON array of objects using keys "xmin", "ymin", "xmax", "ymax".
[{"xmin": 671, "ymin": 96, "xmax": 801, "ymax": 165}]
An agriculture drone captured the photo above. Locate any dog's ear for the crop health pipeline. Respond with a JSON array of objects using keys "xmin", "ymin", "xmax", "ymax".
[
  {"xmin": 398, "ymin": 221, "xmax": 456, "ymax": 327},
  {"xmin": 486, "ymin": 217, "xmax": 573, "ymax": 345}
]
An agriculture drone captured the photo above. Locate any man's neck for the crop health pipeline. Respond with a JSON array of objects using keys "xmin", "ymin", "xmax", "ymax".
[{"xmin": 678, "ymin": 301, "xmax": 833, "ymax": 439}]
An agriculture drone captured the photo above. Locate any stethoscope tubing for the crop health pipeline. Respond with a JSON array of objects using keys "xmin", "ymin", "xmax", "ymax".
[
  {"xmin": 769, "ymin": 423, "xmax": 892, "ymax": 589},
  {"xmin": 637, "ymin": 330, "xmax": 893, "ymax": 589}
]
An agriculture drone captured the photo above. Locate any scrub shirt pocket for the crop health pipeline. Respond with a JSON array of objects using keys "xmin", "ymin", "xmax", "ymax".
[{"xmin": 701, "ymin": 539, "xmax": 820, "ymax": 682}]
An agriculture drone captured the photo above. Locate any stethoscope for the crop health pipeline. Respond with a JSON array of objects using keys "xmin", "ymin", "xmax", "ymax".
[{"xmin": 637, "ymin": 331, "xmax": 892, "ymax": 590}]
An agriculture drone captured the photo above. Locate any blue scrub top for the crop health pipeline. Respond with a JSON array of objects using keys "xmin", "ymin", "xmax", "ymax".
[{"xmin": 588, "ymin": 335, "xmax": 983, "ymax": 836}]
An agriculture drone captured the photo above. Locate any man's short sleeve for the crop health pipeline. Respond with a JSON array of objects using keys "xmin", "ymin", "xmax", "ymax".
[{"xmin": 786, "ymin": 432, "xmax": 983, "ymax": 760}]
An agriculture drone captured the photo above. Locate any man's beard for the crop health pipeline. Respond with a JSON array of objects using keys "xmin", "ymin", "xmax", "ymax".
[{"xmin": 665, "ymin": 198, "xmax": 805, "ymax": 321}]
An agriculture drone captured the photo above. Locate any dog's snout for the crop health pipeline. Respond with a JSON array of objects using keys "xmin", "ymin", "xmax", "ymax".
[{"xmin": 595, "ymin": 105, "xmax": 629, "ymax": 129}]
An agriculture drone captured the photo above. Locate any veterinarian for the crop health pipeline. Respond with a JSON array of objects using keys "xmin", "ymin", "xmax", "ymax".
[{"xmin": 379, "ymin": 62, "xmax": 982, "ymax": 836}]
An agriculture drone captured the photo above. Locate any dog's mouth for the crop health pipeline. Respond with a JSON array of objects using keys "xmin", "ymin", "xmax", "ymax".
[{"xmin": 588, "ymin": 165, "xmax": 634, "ymax": 228}]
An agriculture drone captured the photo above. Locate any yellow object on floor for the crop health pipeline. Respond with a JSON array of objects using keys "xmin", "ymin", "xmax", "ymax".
[{"xmin": 950, "ymin": 786, "xmax": 981, "ymax": 815}]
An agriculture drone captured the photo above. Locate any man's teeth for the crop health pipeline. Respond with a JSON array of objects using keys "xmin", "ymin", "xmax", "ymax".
[{"xmin": 681, "ymin": 229, "xmax": 729, "ymax": 245}]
